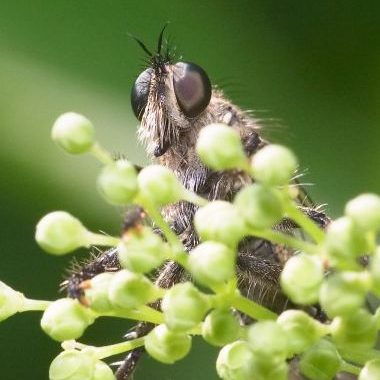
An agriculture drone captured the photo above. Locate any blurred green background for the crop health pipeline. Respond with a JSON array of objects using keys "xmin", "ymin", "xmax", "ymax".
[{"xmin": 1, "ymin": 1, "xmax": 380, "ymax": 378}]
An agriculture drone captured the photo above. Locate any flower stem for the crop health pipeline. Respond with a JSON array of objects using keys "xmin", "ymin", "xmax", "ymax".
[
  {"xmin": 284, "ymin": 200, "xmax": 325, "ymax": 244},
  {"xmin": 183, "ymin": 190, "xmax": 208, "ymax": 207},
  {"xmin": 248, "ymin": 228, "xmax": 319, "ymax": 254},
  {"xmin": 83, "ymin": 337, "xmax": 146, "ymax": 360},
  {"xmin": 230, "ymin": 292, "xmax": 277, "ymax": 320},
  {"xmin": 340, "ymin": 360, "xmax": 361, "ymax": 376},
  {"xmin": 86, "ymin": 232, "xmax": 120, "ymax": 247},
  {"xmin": 102, "ymin": 305, "xmax": 164, "ymax": 325},
  {"xmin": 138, "ymin": 196, "xmax": 184, "ymax": 255},
  {"xmin": 90, "ymin": 142, "xmax": 114, "ymax": 165},
  {"xmin": 339, "ymin": 348, "xmax": 380, "ymax": 366},
  {"xmin": 21, "ymin": 298, "xmax": 51, "ymax": 312}
]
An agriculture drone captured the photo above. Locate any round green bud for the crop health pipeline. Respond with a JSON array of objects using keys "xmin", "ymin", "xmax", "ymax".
[
  {"xmin": 93, "ymin": 360, "xmax": 116, "ymax": 380},
  {"xmin": 51, "ymin": 112, "xmax": 94, "ymax": 154},
  {"xmin": 161, "ymin": 282, "xmax": 210, "ymax": 332},
  {"xmin": 138, "ymin": 165, "xmax": 185, "ymax": 206},
  {"xmin": 331, "ymin": 309, "xmax": 377, "ymax": 350},
  {"xmin": 325, "ymin": 217, "xmax": 369, "ymax": 268},
  {"xmin": 247, "ymin": 320, "xmax": 287, "ymax": 360},
  {"xmin": 359, "ymin": 359, "xmax": 380, "ymax": 380},
  {"xmin": 299, "ymin": 340, "xmax": 341, "ymax": 380},
  {"xmin": 319, "ymin": 272, "xmax": 369, "ymax": 318},
  {"xmin": 277, "ymin": 310, "xmax": 328, "ymax": 355},
  {"xmin": 84, "ymin": 273, "xmax": 114, "ymax": 313},
  {"xmin": 249, "ymin": 355, "xmax": 288, "ymax": 380},
  {"xmin": 194, "ymin": 201, "xmax": 247, "ymax": 247},
  {"xmin": 202, "ymin": 309, "xmax": 240, "ymax": 347},
  {"xmin": 0, "ymin": 281, "xmax": 25, "ymax": 322},
  {"xmin": 188, "ymin": 242, "xmax": 235, "ymax": 288},
  {"xmin": 35, "ymin": 211, "xmax": 89, "ymax": 255},
  {"xmin": 118, "ymin": 227, "xmax": 168, "ymax": 273},
  {"xmin": 41, "ymin": 298, "xmax": 95, "ymax": 342},
  {"xmin": 216, "ymin": 341, "xmax": 255, "ymax": 380},
  {"xmin": 144, "ymin": 324, "xmax": 191, "ymax": 364},
  {"xmin": 370, "ymin": 247, "xmax": 380, "ymax": 296},
  {"xmin": 251, "ymin": 144, "xmax": 298, "ymax": 186},
  {"xmin": 345, "ymin": 193, "xmax": 380, "ymax": 232},
  {"xmin": 280, "ymin": 253, "xmax": 324, "ymax": 305},
  {"xmin": 97, "ymin": 160, "xmax": 138, "ymax": 205},
  {"xmin": 49, "ymin": 350, "xmax": 95, "ymax": 380},
  {"xmin": 108, "ymin": 270, "xmax": 157, "ymax": 309},
  {"xmin": 234, "ymin": 184, "xmax": 284, "ymax": 230},
  {"xmin": 196, "ymin": 123, "xmax": 247, "ymax": 171}
]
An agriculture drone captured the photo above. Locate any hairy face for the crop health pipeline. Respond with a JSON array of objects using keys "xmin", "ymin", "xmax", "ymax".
[{"xmin": 131, "ymin": 59, "xmax": 213, "ymax": 158}]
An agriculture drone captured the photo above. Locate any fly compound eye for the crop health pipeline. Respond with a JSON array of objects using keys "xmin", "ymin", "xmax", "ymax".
[
  {"xmin": 131, "ymin": 68, "xmax": 153, "ymax": 120},
  {"xmin": 173, "ymin": 62, "xmax": 212, "ymax": 118}
]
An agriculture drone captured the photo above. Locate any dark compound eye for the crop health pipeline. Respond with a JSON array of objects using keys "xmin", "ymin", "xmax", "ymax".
[
  {"xmin": 131, "ymin": 68, "xmax": 153, "ymax": 120},
  {"xmin": 172, "ymin": 62, "xmax": 212, "ymax": 118}
]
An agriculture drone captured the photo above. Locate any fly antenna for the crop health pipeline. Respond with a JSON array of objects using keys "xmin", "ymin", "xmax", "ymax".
[
  {"xmin": 128, "ymin": 33, "xmax": 153, "ymax": 57},
  {"xmin": 157, "ymin": 22, "xmax": 170, "ymax": 55}
]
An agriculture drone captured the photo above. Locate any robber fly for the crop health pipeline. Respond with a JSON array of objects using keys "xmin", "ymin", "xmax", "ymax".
[{"xmin": 65, "ymin": 26, "xmax": 329, "ymax": 379}]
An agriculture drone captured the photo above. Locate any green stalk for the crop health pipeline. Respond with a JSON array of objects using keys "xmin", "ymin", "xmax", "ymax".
[
  {"xmin": 102, "ymin": 305, "xmax": 164, "ymax": 325},
  {"xmin": 90, "ymin": 142, "xmax": 114, "ymax": 165},
  {"xmin": 138, "ymin": 196, "xmax": 185, "ymax": 256},
  {"xmin": 86, "ymin": 232, "xmax": 120, "ymax": 247},
  {"xmin": 339, "ymin": 348, "xmax": 380, "ymax": 366},
  {"xmin": 21, "ymin": 298, "xmax": 51, "ymax": 312},
  {"xmin": 284, "ymin": 200, "xmax": 325, "ymax": 244},
  {"xmin": 230, "ymin": 292, "xmax": 277, "ymax": 321},
  {"xmin": 248, "ymin": 228, "xmax": 319, "ymax": 254},
  {"xmin": 183, "ymin": 190, "xmax": 208, "ymax": 207},
  {"xmin": 92, "ymin": 337, "xmax": 145, "ymax": 360},
  {"xmin": 340, "ymin": 360, "xmax": 361, "ymax": 376}
]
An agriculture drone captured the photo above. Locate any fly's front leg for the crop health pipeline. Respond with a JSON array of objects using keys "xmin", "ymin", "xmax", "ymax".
[
  {"xmin": 63, "ymin": 248, "xmax": 121, "ymax": 301},
  {"xmin": 116, "ymin": 261, "xmax": 185, "ymax": 380},
  {"xmin": 63, "ymin": 206, "xmax": 146, "ymax": 301}
]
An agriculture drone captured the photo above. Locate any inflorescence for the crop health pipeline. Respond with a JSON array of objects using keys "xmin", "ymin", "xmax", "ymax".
[{"xmin": 2, "ymin": 112, "xmax": 380, "ymax": 379}]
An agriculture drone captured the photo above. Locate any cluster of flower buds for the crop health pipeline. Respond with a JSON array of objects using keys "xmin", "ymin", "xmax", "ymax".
[{"xmin": 2, "ymin": 113, "xmax": 380, "ymax": 380}]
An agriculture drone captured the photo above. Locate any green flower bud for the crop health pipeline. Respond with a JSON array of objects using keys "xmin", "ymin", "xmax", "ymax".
[
  {"xmin": 0, "ymin": 281, "xmax": 25, "ymax": 322},
  {"xmin": 108, "ymin": 270, "xmax": 157, "ymax": 309},
  {"xmin": 216, "ymin": 341, "xmax": 255, "ymax": 380},
  {"xmin": 247, "ymin": 320, "xmax": 287, "ymax": 360},
  {"xmin": 299, "ymin": 340, "xmax": 341, "ymax": 380},
  {"xmin": 234, "ymin": 184, "xmax": 283, "ymax": 230},
  {"xmin": 188, "ymin": 242, "xmax": 235, "ymax": 288},
  {"xmin": 161, "ymin": 282, "xmax": 210, "ymax": 332},
  {"xmin": 35, "ymin": 211, "xmax": 89, "ymax": 255},
  {"xmin": 370, "ymin": 247, "xmax": 380, "ymax": 296},
  {"xmin": 325, "ymin": 217, "xmax": 369, "ymax": 268},
  {"xmin": 331, "ymin": 309, "xmax": 377, "ymax": 350},
  {"xmin": 277, "ymin": 310, "xmax": 328, "ymax": 355},
  {"xmin": 118, "ymin": 227, "xmax": 168, "ymax": 273},
  {"xmin": 97, "ymin": 160, "xmax": 138, "ymax": 205},
  {"xmin": 194, "ymin": 201, "xmax": 247, "ymax": 247},
  {"xmin": 51, "ymin": 112, "xmax": 94, "ymax": 154},
  {"xmin": 138, "ymin": 165, "xmax": 185, "ymax": 206},
  {"xmin": 249, "ymin": 355, "xmax": 288, "ymax": 380},
  {"xmin": 196, "ymin": 123, "xmax": 247, "ymax": 171},
  {"xmin": 345, "ymin": 193, "xmax": 380, "ymax": 232},
  {"xmin": 319, "ymin": 272, "xmax": 370, "ymax": 318},
  {"xmin": 49, "ymin": 350, "xmax": 95, "ymax": 380},
  {"xmin": 84, "ymin": 273, "xmax": 114, "ymax": 313},
  {"xmin": 202, "ymin": 309, "xmax": 240, "ymax": 347},
  {"xmin": 93, "ymin": 360, "xmax": 116, "ymax": 380},
  {"xmin": 280, "ymin": 253, "xmax": 324, "ymax": 305},
  {"xmin": 359, "ymin": 359, "xmax": 380, "ymax": 380},
  {"xmin": 41, "ymin": 298, "xmax": 95, "ymax": 342},
  {"xmin": 251, "ymin": 144, "xmax": 298, "ymax": 186},
  {"xmin": 144, "ymin": 324, "xmax": 191, "ymax": 364}
]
